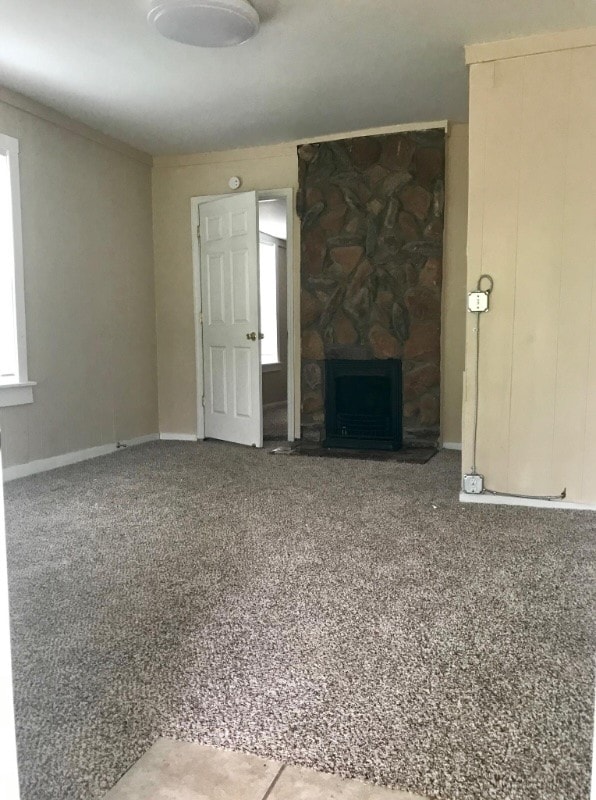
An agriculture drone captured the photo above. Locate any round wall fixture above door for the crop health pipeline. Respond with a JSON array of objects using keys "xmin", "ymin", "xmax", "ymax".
[{"xmin": 147, "ymin": 0, "xmax": 260, "ymax": 47}]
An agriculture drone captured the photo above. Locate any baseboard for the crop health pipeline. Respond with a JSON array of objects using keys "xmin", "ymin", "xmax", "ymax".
[
  {"xmin": 459, "ymin": 491, "xmax": 596, "ymax": 512},
  {"xmin": 442, "ymin": 442, "xmax": 463, "ymax": 451},
  {"xmin": 159, "ymin": 433, "xmax": 199, "ymax": 441},
  {"xmin": 2, "ymin": 433, "xmax": 159, "ymax": 482}
]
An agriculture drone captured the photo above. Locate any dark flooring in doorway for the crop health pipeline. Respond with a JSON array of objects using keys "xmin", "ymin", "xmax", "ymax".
[
  {"xmin": 4, "ymin": 441, "xmax": 595, "ymax": 800},
  {"xmin": 263, "ymin": 403, "xmax": 288, "ymax": 440}
]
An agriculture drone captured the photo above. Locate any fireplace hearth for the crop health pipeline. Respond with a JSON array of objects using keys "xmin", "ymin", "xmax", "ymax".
[{"xmin": 324, "ymin": 359, "xmax": 402, "ymax": 451}]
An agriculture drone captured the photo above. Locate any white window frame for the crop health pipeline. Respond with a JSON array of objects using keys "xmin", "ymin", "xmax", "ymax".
[{"xmin": 0, "ymin": 133, "xmax": 34, "ymax": 407}]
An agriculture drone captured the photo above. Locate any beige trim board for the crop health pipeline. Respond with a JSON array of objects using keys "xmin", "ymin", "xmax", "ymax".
[
  {"xmin": 459, "ymin": 492, "xmax": 596, "ymax": 512},
  {"xmin": 153, "ymin": 120, "xmax": 449, "ymax": 169},
  {"xmin": 154, "ymin": 142, "xmax": 296, "ymax": 168},
  {"xmin": 465, "ymin": 26, "xmax": 596, "ymax": 65},
  {"xmin": 0, "ymin": 85, "xmax": 152, "ymax": 165}
]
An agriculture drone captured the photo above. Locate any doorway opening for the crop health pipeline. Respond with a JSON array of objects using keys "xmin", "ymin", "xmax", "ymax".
[
  {"xmin": 191, "ymin": 189, "xmax": 295, "ymax": 447},
  {"xmin": 258, "ymin": 197, "xmax": 288, "ymax": 441}
]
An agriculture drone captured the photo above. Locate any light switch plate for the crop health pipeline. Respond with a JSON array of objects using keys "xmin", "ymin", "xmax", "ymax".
[{"xmin": 468, "ymin": 291, "xmax": 489, "ymax": 312}]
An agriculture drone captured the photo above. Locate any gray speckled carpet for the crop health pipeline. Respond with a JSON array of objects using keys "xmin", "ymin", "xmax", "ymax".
[{"xmin": 4, "ymin": 441, "xmax": 595, "ymax": 800}]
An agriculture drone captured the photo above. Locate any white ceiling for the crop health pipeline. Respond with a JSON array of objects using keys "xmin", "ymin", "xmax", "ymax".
[{"xmin": 1, "ymin": 1, "xmax": 595, "ymax": 155}]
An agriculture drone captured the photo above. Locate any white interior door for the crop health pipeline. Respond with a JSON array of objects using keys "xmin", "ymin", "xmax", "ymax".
[{"xmin": 200, "ymin": 192, "xmax": 263, "ymax": 447}]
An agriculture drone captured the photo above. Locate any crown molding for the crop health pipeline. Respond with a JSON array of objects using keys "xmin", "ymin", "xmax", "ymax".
[{"xmin": 466, "ymin": 26, "xmax": 596, "ymax": 65}]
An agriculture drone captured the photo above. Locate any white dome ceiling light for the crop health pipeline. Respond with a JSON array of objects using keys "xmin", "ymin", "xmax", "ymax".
[{"xmin": 147, "ymin": 0, "xmax": 260, "ymax": 48}]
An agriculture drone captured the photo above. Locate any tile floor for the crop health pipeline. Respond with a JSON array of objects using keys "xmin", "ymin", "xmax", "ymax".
[{"xmin": 103, "ymin": 738, "xmax": 429, "ymax": 800}]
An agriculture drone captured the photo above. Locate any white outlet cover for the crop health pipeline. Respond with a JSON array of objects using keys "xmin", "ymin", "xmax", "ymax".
[
  {"xmin": 468, "ymin": 291, "xmax": 489, "ymax": 313},
  {"xmin": 463, "ymin": 473, "xmax": 484, "ymax": 494},
  {"xmin": 228, "ymin": 176, "xmax": 241, "ymax": 190}
]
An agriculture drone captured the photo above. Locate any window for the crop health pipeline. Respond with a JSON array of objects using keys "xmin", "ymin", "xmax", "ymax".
[
  {"xmin": 0, "ymin": 133, "xmax": 33, "ymax": 406},
  {"xmin": 259, "ymin": 233, "xmax": 282, "ymax": 368}
]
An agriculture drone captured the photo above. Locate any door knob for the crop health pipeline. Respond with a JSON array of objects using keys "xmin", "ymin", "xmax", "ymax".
[{"xmin": 246, "ymin": 331, "xmax": 257, "ymax": 341}]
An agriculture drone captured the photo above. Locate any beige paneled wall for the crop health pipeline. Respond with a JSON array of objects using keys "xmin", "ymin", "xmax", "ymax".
[
  {"xmin": 0, "ymin": 93, "xmax": 158, "ymax": 469},
  {"xmin": 152, "ymin": 124, "xmax": 469, "ymax": 443},
  {"xmin": 464, "ymin": 31, "xmax": 596, "ymax": 504}
]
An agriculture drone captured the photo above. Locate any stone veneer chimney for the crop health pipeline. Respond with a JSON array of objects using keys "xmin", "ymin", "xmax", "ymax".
[{"xmin": 298, "ymin": 129, "xmax": 445, "ymax": 447}]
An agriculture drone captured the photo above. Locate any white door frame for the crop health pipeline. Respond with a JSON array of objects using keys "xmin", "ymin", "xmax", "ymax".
[{"xmin": 191, "ymin": 188, "xmax": 296, "ymax": 443}]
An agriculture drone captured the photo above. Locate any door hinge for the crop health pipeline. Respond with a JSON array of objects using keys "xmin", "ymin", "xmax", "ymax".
[
  {"xmin": 201, "ymin": 395, "xmax": 205, "ymax": 407},
  {"xmin": 199, "ymin": 311, "xmax": 203, "ymax": 325},
  {"xmin": 196, "ymin": 223, "xmax": 201, "ymax": 239}
]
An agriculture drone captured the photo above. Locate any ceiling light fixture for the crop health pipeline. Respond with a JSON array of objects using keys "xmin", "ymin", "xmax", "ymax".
[{"xmin": 147, "ymin": 0, "xmax": 260, "ymax": 48}]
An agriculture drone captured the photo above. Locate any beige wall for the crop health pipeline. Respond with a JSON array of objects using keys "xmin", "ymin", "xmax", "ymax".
[
  {"xmin": 463, "ymin": 31, "xmax": 596, "ymax": 504},
  {"xmin": 152, "ymin": 146, "xmax": 300, "ymax": 435},
  {"xmin": 153, "ymin": 124, "xmax": 469, "ymax": 443},
  {"xmin": 0, "ymin": 93, "xmax": 158, "ymax": 469}
]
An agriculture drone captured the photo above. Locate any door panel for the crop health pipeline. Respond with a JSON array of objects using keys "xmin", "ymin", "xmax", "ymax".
[
  {"xmin": 209, "ymin": 347, "xmax": 227, "ymax": 414},
  {"xmin": 233, "ymin": 347, "xmax": 252, "ymax": 417},
  {"xmin": 231, "ymin": 210, "xmax": 249, "ymax": 236},
  {"xmin": 200, "ymin": 192, "xmax": 262, "ymax": 447},
  {"xmin": 231, "ymin": 249, "xmax": 250, "ymax": 322},
  {"xmin": 205, "ymin": 214, "xmax": 223, "ymax": 241},
  {"xmin": 206, "ymin": 254, "xmax": 225, "ymax": 324}
]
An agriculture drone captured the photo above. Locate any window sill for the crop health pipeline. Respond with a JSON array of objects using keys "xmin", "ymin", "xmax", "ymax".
[
  {"xmin": 262, "ymin": 363, "xmax": 282, "ymax": 373},
  {"xmin": 0, "ymin": 381, "xmax": 36, "ymax": 408}
]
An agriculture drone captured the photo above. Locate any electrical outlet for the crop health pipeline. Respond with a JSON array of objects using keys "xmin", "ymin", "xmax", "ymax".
[
  {"xmin": 463, "ymin": 473, "xmax": 484, "ymax": 494},
  {"xmin": 468, "ymin": 291, "xmax": 489, "ymax": 313}
]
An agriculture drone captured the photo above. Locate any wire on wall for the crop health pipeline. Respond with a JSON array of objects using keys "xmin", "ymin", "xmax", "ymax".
[
  {"xmin": 470, "ymin": 273, "xmax": 493, "ymax": 474},
  {"xmin": 468, "ymin": 273, "xmax": 566, "ymax": 502}
]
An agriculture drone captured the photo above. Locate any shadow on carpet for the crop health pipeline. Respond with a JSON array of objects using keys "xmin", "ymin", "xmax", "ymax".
[{"xmin": 271, "ymin": 443, "xmax": 437, "ymax": 464}]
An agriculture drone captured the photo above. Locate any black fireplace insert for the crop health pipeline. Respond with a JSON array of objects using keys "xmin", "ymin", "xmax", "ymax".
[{"xmin": 324, "ymin": 359, "xmax": 402, "ymax": 450}]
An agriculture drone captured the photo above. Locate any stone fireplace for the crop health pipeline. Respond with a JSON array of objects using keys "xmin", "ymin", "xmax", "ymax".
[{"xmin": 298, "ymin": 129, "xmax": 444, "ymax": 447}]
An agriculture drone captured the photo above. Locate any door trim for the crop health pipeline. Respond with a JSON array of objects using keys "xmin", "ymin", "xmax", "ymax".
[{"xmin": 191, "ymin": 188, "xmax": 296, "ymax": 442}]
